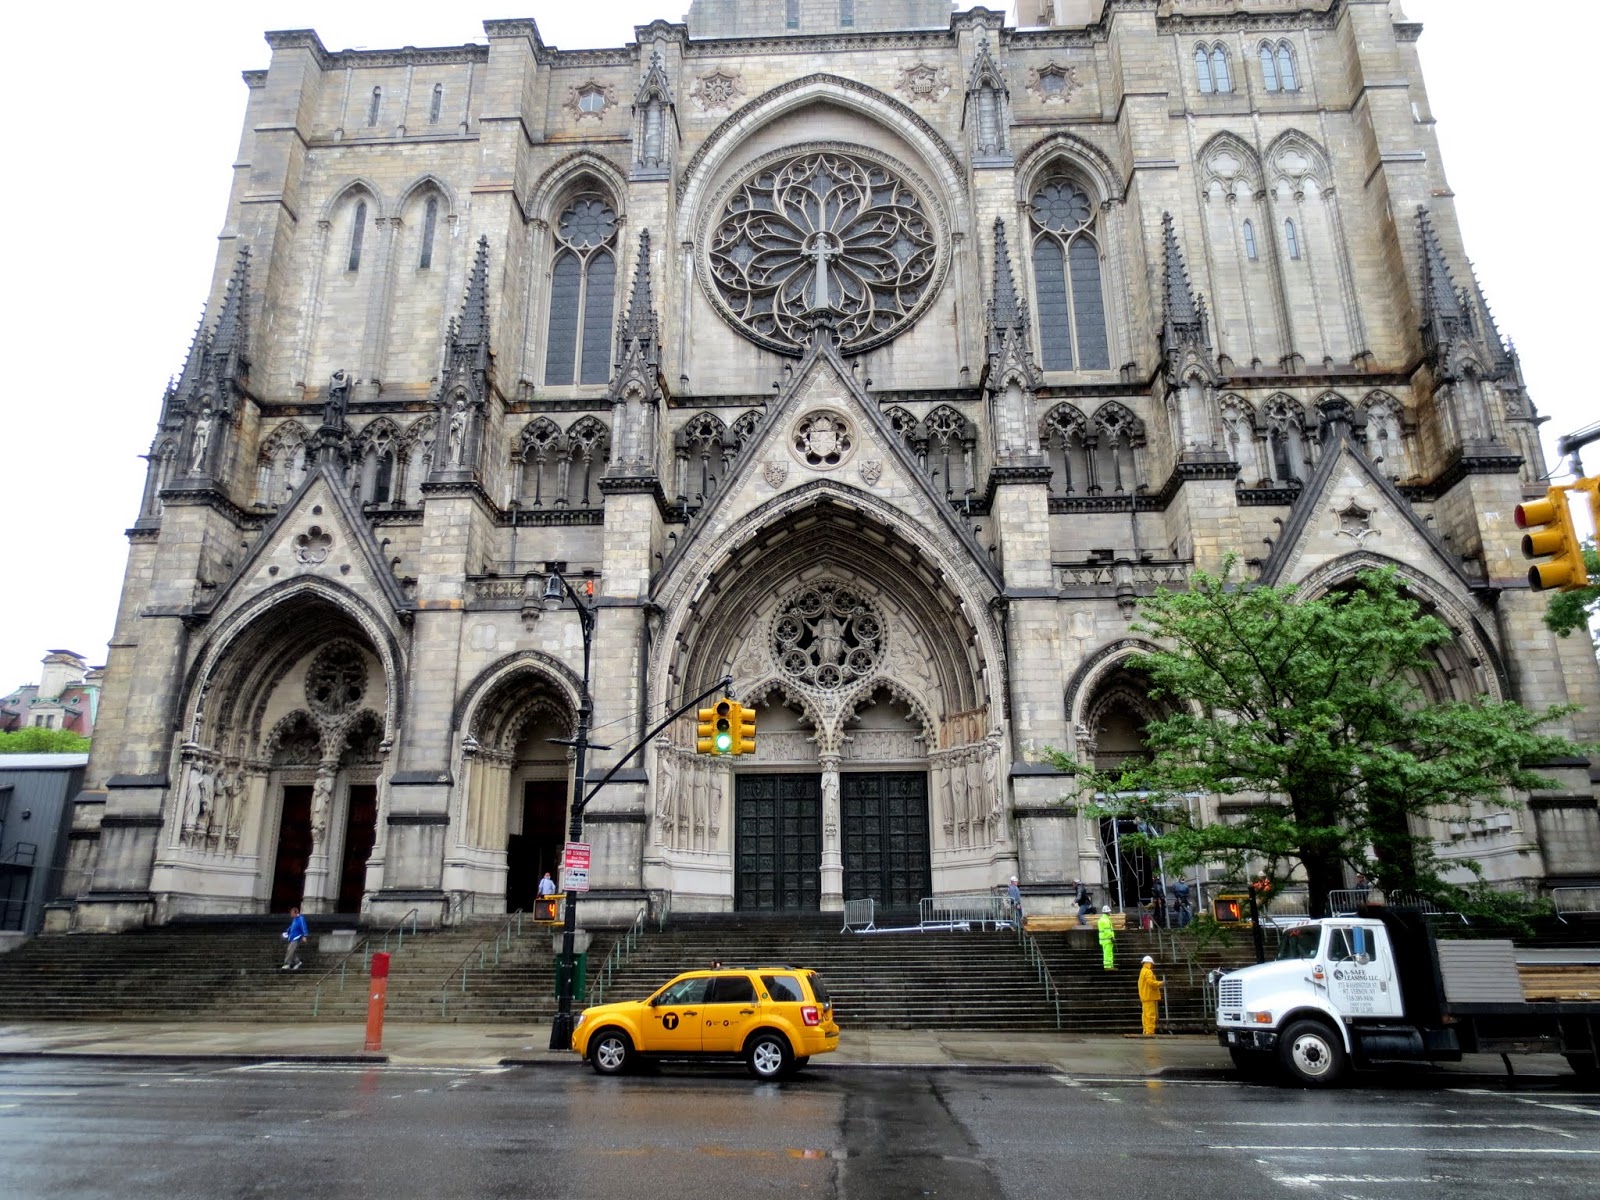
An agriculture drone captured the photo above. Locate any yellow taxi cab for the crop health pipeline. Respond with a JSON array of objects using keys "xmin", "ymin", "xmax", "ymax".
[{"xmin": 571, "ymin": 965, "xmax": 839, "ymax": 1079}]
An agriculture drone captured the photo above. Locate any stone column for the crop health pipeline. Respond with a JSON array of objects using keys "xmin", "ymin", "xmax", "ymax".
[{"xmin": 819, "ymin": 751, "xmax": 843, "ymax": 912}]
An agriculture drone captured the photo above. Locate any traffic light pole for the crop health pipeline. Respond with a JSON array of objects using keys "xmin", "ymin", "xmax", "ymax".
[{"xmin": 546, "ymin": 664, "xmax": 734, "ymax": 1052}]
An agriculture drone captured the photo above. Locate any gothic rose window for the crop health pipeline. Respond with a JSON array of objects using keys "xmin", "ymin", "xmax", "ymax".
[
  {"xmin": 772, "ymin": 583, "xmax": 884, "ymax": 691},
  {"xmin": 305, "ymin": 643, "xmax": 367, "ymax": 716},
  {"xmin": 707, "ymin": 150, "xmax": 941, "ymax": 355}
]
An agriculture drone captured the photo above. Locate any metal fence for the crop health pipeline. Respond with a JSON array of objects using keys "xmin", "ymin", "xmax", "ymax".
[
  {"xmin": 841, "ymin": 898, "xmax": 876, "ymax": 933},
  {"xmin": 1553, "ymin": 886, "xmax": 1600, "ymax": 922},
  {"xmin": 918, "ymin": 892, "xmax": 1008, "ymax": 931}
]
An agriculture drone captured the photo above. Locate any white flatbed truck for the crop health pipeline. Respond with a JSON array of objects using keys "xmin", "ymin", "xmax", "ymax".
[{"xmin": 1215, "ymin": 908, "xmax": 1600, "ymax": 1086}]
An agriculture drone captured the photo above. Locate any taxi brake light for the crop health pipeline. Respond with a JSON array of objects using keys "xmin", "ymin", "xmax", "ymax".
[{"xmin": 801, "ymin": 1005, "xmax": 820, "ymax": 1026}]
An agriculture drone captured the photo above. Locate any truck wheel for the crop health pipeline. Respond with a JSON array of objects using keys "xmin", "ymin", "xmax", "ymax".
[
  {"xmin": 1229, "ymin": 1047, "xmax": 1271, "ymax": 1080},
  {"xmin": 747, "ymin": 1032, "xmax": 793, "ymax": 1080},
  {"xmin": 1277, "ymin": 1019, "xmax": 1347, "ymax": 1087},
  {"xmin": 590, "ymin": 1029, "xmax": 633, "ymax": 1076}
]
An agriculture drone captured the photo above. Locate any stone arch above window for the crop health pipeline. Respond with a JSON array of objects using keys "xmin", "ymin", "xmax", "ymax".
[
  {"xmin": 1040, "ymin": 401, "xmax": 1091, "ymax": 496},
  {"xmin": 562, "ymin": 415, "xmax": 611, "ymax": 508},
  {"xmin": 255, "ymin": 421, "xmax": 310, "ymax": 507},
  {"xmin": 517, "ymin": 417, "xmax": 566, "ymax": 508},
  {"xmin": 352, "ymin": 417, "xmax": 402, "ymax": 504},
  {"xmin": 1261, "ymin": 40, "xmax": 1299, "ymax": 93},
  {"xmin": 1216, "ymin": 394, "xmax": 1260, "ymax": 485},
  {"xmin": 674, "ymin": 411, "xmax": 733, "ymax": 504},
  {"xmin": 1195, "ymin": 43, "xmax": 1232, "ymax": 94},
  {"xmin": 1090, "ymin": 402, "xmax": 1145, "ymax": 495},
  {"xmin": 1028, "ymin": 170, "xmax": 1110, "ymax": 372},
  {"xmin": 1362, "ymin": 390, "xmax": 1411, "ymax": 481},
  {"xmin": 543, "ymin": 183, "xmax": 620, "ymax": 387},
  {"xmin": 922, "ymin": 405, "xmax": 976, "ymax": 502},
  {"xmin": 1263, "ymin": 393, "xmax": 1310, "ymax": 484}
]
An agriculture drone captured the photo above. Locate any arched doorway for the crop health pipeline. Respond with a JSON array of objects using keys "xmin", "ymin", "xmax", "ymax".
[
  {"xmin": 1082, "ymin": 663, "xmax": 1167, "ymax": 912},
  {"xmin": 163, "ymin": 588, "xmax": 396, "ymax": 917},
  {"xmin": 456, "ymin": 661, "xmax": 577, "ymax": 915},
  {"xmin": 650, "ymin": 494, "xmax": 1005, "ymax": 913}
]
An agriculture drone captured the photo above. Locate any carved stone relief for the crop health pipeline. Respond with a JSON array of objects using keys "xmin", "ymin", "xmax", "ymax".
[
  {"xmin": 896, "ymin": 63, "xmax": 952, "ymax": 104},
  {"xmin": 690, "ymin": 70, "xmax": 746, "ymax": 112},
  {"xmin": 790, "ymin": 410, "xmax": 854, "ymax": 471}
]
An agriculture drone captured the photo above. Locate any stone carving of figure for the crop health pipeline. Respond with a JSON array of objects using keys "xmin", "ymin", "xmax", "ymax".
[
  {"xmin": 211, "ymin": 770, "xmax": 236, "ymax": 845},
  {"xmin": 821, "ymin": 771, "xmax": 841, "ymax": 850},
  {"xmin": 965, "ymin": 751, "xmax": 985, "ymax": 840},
  {"xmin": 447, "ymin": 400, "xmax": 469, "ymax": 465},
  {"xmin": 311, "ymin": 771, "xmax": 335, "ymax": 842},
  {"xmin": 185, "ymin": 764, "xmax": 213, "ymax": 837},
  {"xmin": 655, "ymin": 749, "xmax": 676, "ymax": 822},
  {"xmin": 324, "ymin": 369, "xmax": 351, "ymax": 429},
  {"xmin": 948, "ymin": 752, "xmax": 969, "ymax": 843},
  {"xmin": 190, "ymin": 409, "xmax": 214, "ymax": 472}
]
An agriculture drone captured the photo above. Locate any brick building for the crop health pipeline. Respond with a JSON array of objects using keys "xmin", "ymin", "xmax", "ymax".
[
  {"xmin": 1, "ymin": 652, "xmax": 101, "ymax": 738},
  {"xmin": 56, "ymin": 0, "xmax": 1600, "ymax": 931}
]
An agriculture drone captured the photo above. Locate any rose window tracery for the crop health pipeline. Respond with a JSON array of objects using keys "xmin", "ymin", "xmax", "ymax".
[
  {"xmin": 706, "ymin": 149, "xmax": 942, "ymax": 355},
  {"xmin": 772, "ymin": 583, "xmax": 884, "ymax": 691},
  {"xmin": 305, "ymin": 643, "xmax": 367, "ymax": 717},
  {"xmin": 791, "ymin": 410, "xmax": 854, "ymax": 469}
]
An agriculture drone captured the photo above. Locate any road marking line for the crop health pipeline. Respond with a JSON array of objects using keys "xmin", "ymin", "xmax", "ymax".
[
  {"xmin": 0, "ymin": 1090, "xmax": 80, "ymax": 1097},
  {"xmin": 1210, "ymin": 1145, "xmax": 1600, "ymax": 1155},
  {"xmin": 1206, "ymin": 1121, "xmax": 1574, "ymax": 1138}
]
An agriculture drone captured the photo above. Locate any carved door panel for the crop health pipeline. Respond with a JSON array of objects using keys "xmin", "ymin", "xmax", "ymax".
[
  {"xmin": 735, "ymin": 774, "xmax": 820, "ymax": 911},
  {"xmin": 842, "ymin": 772, "xmax": 930, "ymax": 913}
]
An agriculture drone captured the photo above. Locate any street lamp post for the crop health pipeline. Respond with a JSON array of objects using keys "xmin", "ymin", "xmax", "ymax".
[{"xmin": 544, "ymin": 567, "xmax": 595, "ymax": 1052}]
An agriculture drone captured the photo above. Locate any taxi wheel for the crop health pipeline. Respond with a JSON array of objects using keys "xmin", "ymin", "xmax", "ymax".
[
  {"xmin": 746, "ymin": 1032, "xmax": 793, "ymax": 1080},
  {"xmin": 590, "ymin": 1029, "xmax": 633, "ymax": 1076}
]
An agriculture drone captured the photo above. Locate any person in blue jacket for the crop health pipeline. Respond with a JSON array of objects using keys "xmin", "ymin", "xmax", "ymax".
[{"xmin": 281, "ymin": 906, "xmax": 309, "ymax": 971}]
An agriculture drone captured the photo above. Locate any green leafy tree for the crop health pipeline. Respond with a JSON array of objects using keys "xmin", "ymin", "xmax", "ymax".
[
  {"xmin": 1543, "ymin": 543, "xmax": 1599, "ymax": 640},
  {"xmin": 1059, "ymin": 560, "xmax": 1587, "ymax": 917},
  {"xmin": 0, "ymin": 727, "xmax": 91, "ymax": 754}
]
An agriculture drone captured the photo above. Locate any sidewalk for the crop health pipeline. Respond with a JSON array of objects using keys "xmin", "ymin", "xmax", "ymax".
[{"xmin": 0, "ymin": 1020, "xmax": 1576, "ymax": 1081}]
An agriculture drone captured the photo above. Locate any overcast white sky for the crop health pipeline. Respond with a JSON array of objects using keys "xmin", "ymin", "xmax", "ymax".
[{"xmin": 0, "ymin": 1, "xmax": 1589, "ymax": 691}]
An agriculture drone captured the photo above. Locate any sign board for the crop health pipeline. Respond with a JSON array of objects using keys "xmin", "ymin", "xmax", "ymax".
[{"xmin": 561, "ymin": 841, "xmax": 592, "ymax": 893}]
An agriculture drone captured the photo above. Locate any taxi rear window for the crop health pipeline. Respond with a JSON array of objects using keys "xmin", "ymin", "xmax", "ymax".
[
  {"xmin": 761, "ymin": 974, "xmax": 804, "ymax": 1002},
  {"xmin": 805, "ymin": 972, "xmax": 830, "ymax": 1007}
]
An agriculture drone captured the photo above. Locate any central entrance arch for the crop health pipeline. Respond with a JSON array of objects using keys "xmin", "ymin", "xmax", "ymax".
[{"xmin": 649, "ymin": 491, "xmax": 1006, "ymax": 912}]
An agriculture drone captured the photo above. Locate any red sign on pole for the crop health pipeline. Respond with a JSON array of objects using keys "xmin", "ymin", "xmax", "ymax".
[{"xmin": 562, "ymin": 841, "xmax": 592, "ymax": 893}]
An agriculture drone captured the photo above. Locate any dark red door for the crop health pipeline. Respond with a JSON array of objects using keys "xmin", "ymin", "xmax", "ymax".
[
  {"xmin": 271, "ymin": 785, "xmax": 313, "ymax": 913},
  {"xmin": 337, "ymin": 784, "xmax": 378, "ymax": 915}
]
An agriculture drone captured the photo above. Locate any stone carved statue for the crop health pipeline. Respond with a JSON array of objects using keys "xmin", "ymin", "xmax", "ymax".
[
  {"xmin": 311, "ymin": 771, "xmax": 335, "ymax": 842},
  {"xmin": 324, "ymin": 369, "xmax": 351, "ymax": 429},
  {"xmin": 190, "ymin": 409, "xmax": 214, "ymax": 472},
  {"xmin": 447, "ymin": 400, "xmax": 469, "ymax": 465},
  {"xmin": 183, "ymin": 764, "xmax": 213, "ymax": 839}
]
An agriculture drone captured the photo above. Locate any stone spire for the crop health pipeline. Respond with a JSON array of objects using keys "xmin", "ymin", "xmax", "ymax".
[
  {"xmin": 607, "ymin": 230, "xmax": 665, "ymax": 474},
  {"xmin": 430, "ymin": 236, "xmax": 494, "ymax": 481},
  {"xmin": 1417, "ymin": 206, "xmax": 1473, "ymax": 361},
  {"xmin": 171, "ymin": 245, "xmax": 253, "ymax": 482},
  {"xmin": 965, "ymin": 36, "xmax": 1010, "ymax": 161},
  {"xmin": 1159, "ymin": 212, "xmax": 1210, "ymax": 360},
  {"xmin": 984, "ymin": 218, "xmax": 1043, "ymax": 464}
]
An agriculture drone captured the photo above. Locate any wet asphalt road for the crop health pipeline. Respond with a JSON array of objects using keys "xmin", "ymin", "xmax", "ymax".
[{"xmin": 0, "ymin": 1058, "xmax": 1595, "ymax": 1200}]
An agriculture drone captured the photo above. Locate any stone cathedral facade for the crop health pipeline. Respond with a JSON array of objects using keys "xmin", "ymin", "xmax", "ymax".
[{"xmin": 55, "ymin": 0, "xmax": 1600, "ymax": 933}]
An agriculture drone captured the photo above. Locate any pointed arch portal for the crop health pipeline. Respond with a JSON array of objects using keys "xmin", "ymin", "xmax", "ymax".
[{"xmin": 652, "ymin": 492, "xmax": 1005, "ymax": 912}]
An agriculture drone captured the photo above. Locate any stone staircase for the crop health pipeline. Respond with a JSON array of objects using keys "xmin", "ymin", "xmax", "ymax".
[
  {"xmin": 0, "ymin": 916, "xmax": 608, "ymax": 1025},
  {"xmin": 0, "ymin": 912, "xmax": 1262, "ymax": 1032}
]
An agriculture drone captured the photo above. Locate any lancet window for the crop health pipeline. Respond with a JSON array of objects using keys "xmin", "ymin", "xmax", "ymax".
[
  {"xmin": 1196, "ymin": 44, "xmax": 1232, "ymax": 94},
  {"xmin": 544, "ymin": 192, "xmax": 619, "ymax": 387},
  {"xmin": 1030, "ymin": 177, "xmax": 1110, "ymax": 371},
  {"xmin": 1264, "ymin": 395, "xmax": 1310, "ymax": 485},
  {"xmin": 1261, "ymin": 41, "xmax": 1298, "ymax": 92},
  {"xmin": 1040, "ymin": 403, "xmax": 1091, "ymax": 496}
]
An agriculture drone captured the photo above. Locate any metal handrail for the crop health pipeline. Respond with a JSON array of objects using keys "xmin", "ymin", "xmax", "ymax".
[
  {"xmin": 310, "ymin": 908, "xmax": 419, "ymax": 1017},
  {"xmin": 1553, "ymin": 886, "xmax": 1600, "ymax": 923},
  {"xmin": 438, "ymin": 910, "xmax": 526, "ymax": 1017},
  {"xmin": 587, "ymin": 907, "xmax": 649, "ymax": 1007},
  {"xmin": 1017, "ymin": 930, "xmax": 1063, "ymax": 1030}
]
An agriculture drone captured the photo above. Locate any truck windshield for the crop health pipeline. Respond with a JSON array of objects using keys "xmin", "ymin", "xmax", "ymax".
[{"xmin": 1276, "ymin": 927, "xmax": 1321, "ymax": 960}]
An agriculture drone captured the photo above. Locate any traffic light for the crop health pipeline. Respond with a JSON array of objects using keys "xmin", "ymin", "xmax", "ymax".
[
  {"xmin": 533, "ymin": 894, "xmax": 564, "ymax": 924},
  {"xmin": 733, "ymin": 702, "xmax": 757, "ymax": 757},
  {"xmin": 1515, "ymin": 485, "xmax": 1589, "ymax": 591},
  {"xmin": 697, "ymin": 699, "xmax": 736, "ymax": 755}
]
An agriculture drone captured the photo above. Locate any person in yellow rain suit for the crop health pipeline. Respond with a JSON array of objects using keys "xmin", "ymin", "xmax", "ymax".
[
  {"xmin": 1138, "ymin": 954, "xmax": 1164, "ymax": 1035},
  {"xmin": 1097, "ymin": 905, "xmax": 1115, "ymax": 970}
]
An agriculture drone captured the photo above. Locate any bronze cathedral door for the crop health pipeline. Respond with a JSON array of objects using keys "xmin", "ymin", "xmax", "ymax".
[
  {"xmin": 842, "ymin": 772, "xmax": 930, "ymax": 913},
  {"xmin": 735, "ymin": 774, "xmax": 821, "ymax": 911}
]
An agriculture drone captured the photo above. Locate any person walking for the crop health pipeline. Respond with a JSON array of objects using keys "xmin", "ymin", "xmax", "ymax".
[
  {"xmin": 537, "ymin": 871, "xmax": 557, "ymax": 898},
  {"xmin": 1075, "ymin": 881, "xmax": 1095, "ymax": 926},
  {"xmin": 1097, "ymin": 905, "xmax": 1116, "ymax": 970},
  {"xmin": 1006, "ymin": 876, "xmax": 1024, "ymax": 930},
  {"xmin": 1138, "ymin": 954, "xmax": 1164, "ymax": 1035},
  {"xmin": 281, "ymin": 906, "xmax": 309, "ymax": 971}
]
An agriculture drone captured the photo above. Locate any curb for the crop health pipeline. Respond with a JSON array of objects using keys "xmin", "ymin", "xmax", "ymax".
[{"xmin": 0, "ymin": 1051, "xmax": 388, "ymax": 1065}]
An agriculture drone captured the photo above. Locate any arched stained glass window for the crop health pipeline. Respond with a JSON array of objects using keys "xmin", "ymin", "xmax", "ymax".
[
  {"xmin": 367, "ymin": 87, "xmax": 382, "ymax": 127},
  {"xmin": 429, "ymin": 83, "xmax": 443, "ymax": 124},
  {"xmin": 1030, "ymin": 178, "xmax": 1110, "ymax": 372},
  {"xmin": 420, "ymin": 196, "xmax": 438, "ymax": 269},
  {"xmin": 348, "ymin": 201, "xmax": 367, "ymax": 272},
  {"xmin": 1260, "ymin": 44, "xmax": 1279, "ymax": 91},
  {"xmin": 544, "ymin": 193, "xmax": 619, "ymax": 387},
  {"xmin": 1277, "ymin": 44, "xmax": 1298, "ymax": 92},
  {"xmin": 1284, "ymin": 218, "xmax": 1302, "ymax": 261},
  {"xmin": 1211, "ymin": 47, "xmax": 1232, "ymax": 93},
  {"xmin": 1195, "ymin": 46, "xmax": 1214, "ymax": 94},
  {"xmin": 1242, "ymin": 219, "xmax": 1258, "ymax": 261}
]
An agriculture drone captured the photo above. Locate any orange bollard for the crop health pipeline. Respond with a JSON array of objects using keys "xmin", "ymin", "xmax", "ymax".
[{"xmin": 365, "ymin": 951, "xmax": 391, "ymax": 1052}]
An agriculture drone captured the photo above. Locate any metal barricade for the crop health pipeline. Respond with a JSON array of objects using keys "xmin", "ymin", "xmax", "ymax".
[
  {"xmin": 1553, "ymin": 886, "xmax": 1600, "ymax": 922},
  {"xmin": 918, "ymin": 892, "xmax": 1007, "ymax": 931},
  {"xmin": 841, "ymin": 898, "xmax": 876, "ymax": 933}
]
